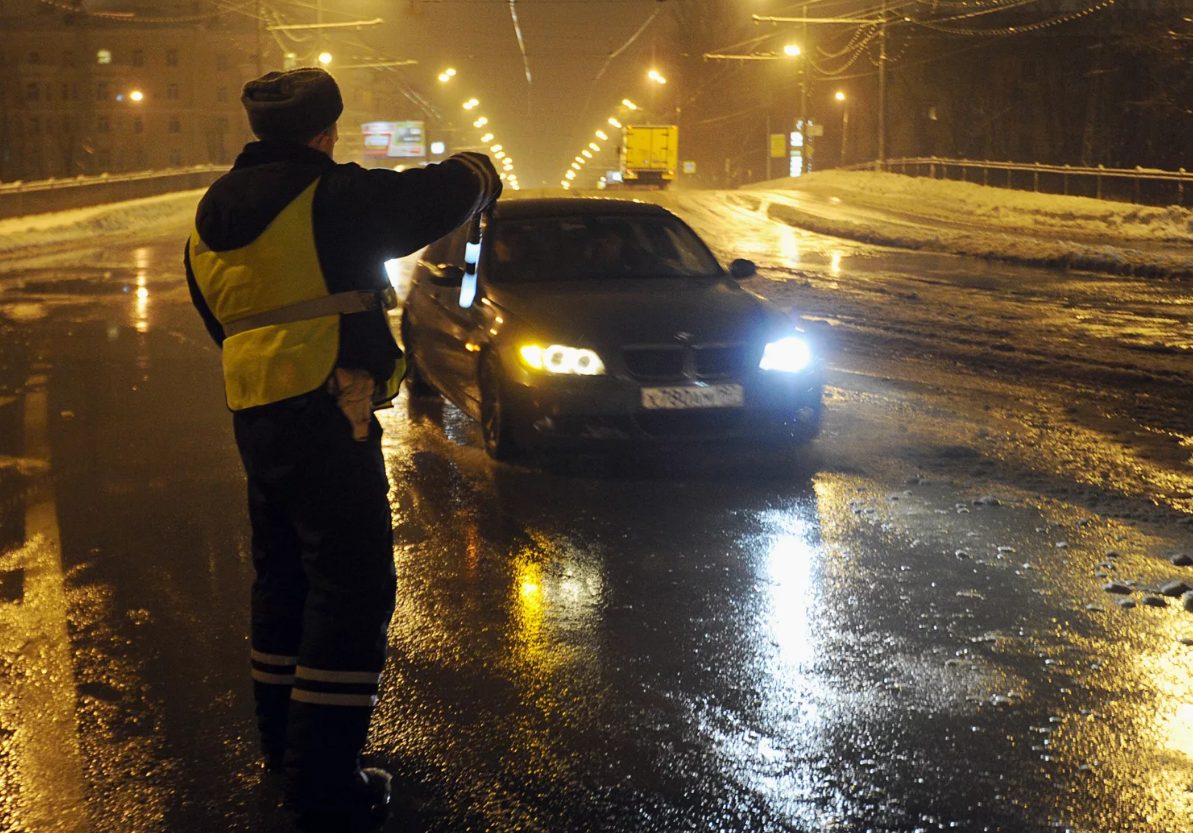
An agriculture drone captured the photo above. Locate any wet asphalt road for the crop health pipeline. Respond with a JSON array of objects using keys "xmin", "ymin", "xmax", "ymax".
[{"xmin": 0, "ymin": 203, "xmax": 1192, "ymax": 833}]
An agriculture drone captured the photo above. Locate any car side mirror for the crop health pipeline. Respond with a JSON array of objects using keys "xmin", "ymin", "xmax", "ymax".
[
  {"xmin": 422, "ymin": 261, "xmax": 466, "ymax": 286},
  {"xmin": 729, "ymin": 258, "xmax": 757, "ymax": 279}
]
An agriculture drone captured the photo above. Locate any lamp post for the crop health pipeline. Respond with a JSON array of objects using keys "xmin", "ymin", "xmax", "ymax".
[{"xmin": 835, "ymin": 91, "xmax": 849, "ymax": 166}]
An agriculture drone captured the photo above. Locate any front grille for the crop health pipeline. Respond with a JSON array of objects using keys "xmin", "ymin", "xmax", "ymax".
[
  {"xmin": 623, "ymin": 346, "xmax": 685, "ymax": 381},
  {"xmin": 622, "ymin": 343, "xmax": 748, "ymax": 382},
  {"xmin": 693, "ymin": 345, "xmax": 746, "ymax": 379}
]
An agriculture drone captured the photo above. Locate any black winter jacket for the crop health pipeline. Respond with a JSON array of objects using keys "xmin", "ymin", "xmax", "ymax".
[{"xmin": 185, "ymin": 140, "xmax": 500, "ymax": 389}]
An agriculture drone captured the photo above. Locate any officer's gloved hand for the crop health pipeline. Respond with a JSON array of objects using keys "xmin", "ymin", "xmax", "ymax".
[{"xmin": 456, "ymin": 152, "xmax": 503, "ymax": 208}]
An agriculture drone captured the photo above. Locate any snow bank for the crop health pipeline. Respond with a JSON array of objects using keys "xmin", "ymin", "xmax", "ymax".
[
  {"xmin": 753, "ymin": 171, "xmax": 1193, "ymax": 243},
  {"xmin": 749, "ymin": 171, "xmax": 1193, "ymax": 277},
  {"xmin": 0, "ymin": 189, "xmax": 202, "ymax": 255}
]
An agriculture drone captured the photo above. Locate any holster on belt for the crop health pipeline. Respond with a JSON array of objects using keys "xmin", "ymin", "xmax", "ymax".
[{"xmin": 326, "ymin": 367, "xmax": 376, "ymax": 442}]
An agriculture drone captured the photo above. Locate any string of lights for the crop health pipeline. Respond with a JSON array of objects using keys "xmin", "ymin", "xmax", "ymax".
[{"xmin": 910, "ymin": 0, "xmax": 1118, "ymax": 36}]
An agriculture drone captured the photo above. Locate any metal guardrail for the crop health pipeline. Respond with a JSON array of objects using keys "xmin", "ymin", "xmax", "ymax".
[
  {"xmin": 0, "ymin": 165, "xmax": 227, "ymax": 221},
  {"xmin": 844, "ymin": 157, "xmax": 1193, "ymax": 207}
]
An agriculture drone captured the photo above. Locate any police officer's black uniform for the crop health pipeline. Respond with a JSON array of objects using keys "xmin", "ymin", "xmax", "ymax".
[{"xmin": 184, "ymin": 67, "xmax": 500, "ymax": 831}]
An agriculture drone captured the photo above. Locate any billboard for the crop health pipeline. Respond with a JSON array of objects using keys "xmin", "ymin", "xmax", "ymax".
[{"xmin": 362, "ymin": 121, "xmax": 425, "ymax": 159}]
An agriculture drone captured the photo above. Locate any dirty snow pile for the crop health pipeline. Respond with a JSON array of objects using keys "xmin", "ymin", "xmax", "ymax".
[
  {"xmin": 0, "ymin": 190, "xmax": 202, "ymax": 255},
  {"xmin": 749, "ymin": 171, "xmax": 1193, "ymax": 277}
]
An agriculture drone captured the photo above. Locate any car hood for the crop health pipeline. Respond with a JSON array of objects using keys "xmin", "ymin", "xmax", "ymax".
[{"xmin": 488, "ymin": 278, "xmax": 781, "ymax": 347}]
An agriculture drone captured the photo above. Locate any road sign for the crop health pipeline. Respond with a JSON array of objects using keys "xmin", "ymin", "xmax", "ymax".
[
  {"xmin": 682, "ymin": 160, "xmax": 696, "ymax": 174},
  {"xmin": 808, "ymin": 123, "xmax": 825, "ymax": 138},
  {"xmin": 769, "ymin": 133, "xmax": 787, "ymax": 159}
]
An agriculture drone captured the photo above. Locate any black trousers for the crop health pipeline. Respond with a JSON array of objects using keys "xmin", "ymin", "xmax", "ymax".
[{"xmin": 233, "ymin": 390, "xmax": 396, "ymax": 794}]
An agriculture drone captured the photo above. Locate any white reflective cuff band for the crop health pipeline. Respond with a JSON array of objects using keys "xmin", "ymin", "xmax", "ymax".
[
  {"xmin": 295, "ymin": 667, "xmax": 383, "ymax": 685},
  {"xmin": 251, "ymin": 649, "xmax": 298, "ymax": 666},
  {"xmin": 251, "ymin": 669, "xmax": 296, "ymax": 685},
  {"xmin": 291, "ymin": 689, "xmax": 379, "ymax": 707}
]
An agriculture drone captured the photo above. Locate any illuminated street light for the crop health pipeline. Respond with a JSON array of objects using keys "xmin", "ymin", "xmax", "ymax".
[
  {"xmin": 490, "ymin": 144, "xmax": 502, "ymax": 152},
  {"xmin": 495, "ymin": 152, "xmax": 505, "ymax": 159},
  {"xmin": 835, "ymin": 91, "xmax": 846, "ymax": 102},
  {"xmin": 648, "ymin": 69, "xmax": 666, "ymax": 84},
  {"xmin": 622, "ymin": 99, "xmax": 638, "ymax": 110},
  {"xmin": 595, "ymin": 130, "xmax": 608, "ymax": 141},
  {"xmin": 445, "ymin": 68, "xmax": 456, "ymax": 77},
  {"xmin": 480, "ymin": 133, "xmax": 494, "ymax": 143},
  {"xmin": 582, "ymin": 150, "xmax": 592, "ymax": 159},
  {"xmin": 438, "ymin": 73, "xmax": 451, "ymax": 83},
  {"xmin": 571, "ymin": 163, "xmax": 580, "ymax": 170},
  {"xmin": 588, "ymin": 142, "xmax": 600, "ymax": 151},
  {"xmin": 129, "ymin": 90, "xmax": 144, "ymax": 102},
  {"xmin": 566, "ymin": 170, "xmax": 576, "ymax": 179},
  {"xmin": 608, "ymin": 117, "xmax": 621, "ymax": 128},
  {"xmin": 318, "ymin": 51, "xmax": 333, "ymax": 65},
  {"xmin": 784, "ymin": 44, "xmax": 801, "ymax": 57},
  {"xmin": 463, "ymin": 99, "xmax": 479, "ymax": 110},
  {"xmin": 473, "ymin": 117, "xmax": 488, "ymax": 127},
  {"xmin": 576, "ymin": 157, "xmax": 585, "ymax": 164}
]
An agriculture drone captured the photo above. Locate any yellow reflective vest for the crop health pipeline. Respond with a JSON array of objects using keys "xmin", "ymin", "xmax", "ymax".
[{"xmin": 188, "ymin": 177, "xmax": 404, "ymax": 410}]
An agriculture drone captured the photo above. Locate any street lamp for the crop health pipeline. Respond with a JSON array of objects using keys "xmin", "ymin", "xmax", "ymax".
[
  {"xmin": 835, "ymin": 91, "xmax": 850, "ymax": 166},
  {"xmin": 784, "ymin": 44, "xmax": 802, "ymax": 57},
  {"xmin": 463, "ymin": 99, "xmax": 479, "ymax": 110},
  {"xmin": 473, "ymin": 117, "xmax": 488, "ymax": 128},
  {"xmin": 608, "ymin": 117, "xmax": 621, "ymax": 128},
  {"xmin": 588, "ymin": 142, "xmax": 600, "ymax": 152},
  {"xmin": 622, "ymin": 99, "xmax": 638, "ymax": 110},
  {"xmin": 595, "ymin": 130, "xmax": 608, "ymax": 141},
  {"xmin": 648, "ymin": 69, "xmax": 666, "ymax": 84},
  {"xmin": 317, "ymin": 51, "xmax": 332, "ymax": 65},
  {"xmin": 480, "ymin": 133, "xmax": 494, "ymax": 143},
  {"xmin": 129, "ymin": 90, "xmax": 144, "ymax": 102}
]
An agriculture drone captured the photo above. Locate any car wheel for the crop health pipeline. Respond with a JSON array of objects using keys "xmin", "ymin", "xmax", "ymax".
[
  {"xmin": 399, "ymin": 314, "xmax": 437, "ymax": 397},
  {"xmin": 479, "ymin": 354, "xmax": 517, "ymax": 461}
]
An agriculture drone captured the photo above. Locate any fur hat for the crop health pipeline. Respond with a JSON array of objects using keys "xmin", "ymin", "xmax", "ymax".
[{"xmin": 241, "ymin": 68, "xmax": 343, "ymax": 142}]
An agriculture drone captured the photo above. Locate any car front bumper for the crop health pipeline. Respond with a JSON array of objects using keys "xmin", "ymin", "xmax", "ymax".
[{"xmin": 501, "ymin": 368, "xmax": 823, "ymax": 449}]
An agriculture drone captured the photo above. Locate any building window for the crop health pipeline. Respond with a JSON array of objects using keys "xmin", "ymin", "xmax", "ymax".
[
  {"xmin": 168, "ymin": 117, "xmax": 181, "ymax": 133},
  {"xmin": 216, "ymin": 87, "xmax": 227, "ymax": 103},
  {"xmin": 168, "ymin": 149, "xmax": 182, "ymax": 165},
  {"xmin": 63, "ymin": 50, "xmax": 76, "ymax": 67},
  {"xmin": 25, "ymin": 83, "xmax": 39, "ymax": 101},
  {"xmin": 97, "ymin": 49, "xmax": 112, "ymax": 65},
  {"xmin": 28, "ymin": 51, "xmax": 40, "ymax": 65},
  {"xmin": 216, "ymin": 53, "xmax": 228, "ymax": 71},
  {"xmin": 166, "ymin": 49, "xmax": 179, "ymax": 67},
  {"xmin": 132, "ymin": 49, "xmax": 144, "ymax": 67},
  {"xmin": 134, "ymin": 117, "xmax": 143, "ymax": 134},
  {"xmin": 97, "ymin": 81, "xmax": 109, "ymax": 101},
  {"xmin": 167, "ymin": 82, "xmax": 179, "ymax": 100},
  {"xmin": 97, "ymin": 116, "xmax": 110, "ymax": 133},
  {"xmin": 29, "ymin": 117, "xmax": 40, "ymax": 135}
]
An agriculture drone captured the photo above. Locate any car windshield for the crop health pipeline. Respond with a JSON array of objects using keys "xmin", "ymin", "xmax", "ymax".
[{"xmin": 486, "ymin": 214, "xmax": 723, "ymax": 283}]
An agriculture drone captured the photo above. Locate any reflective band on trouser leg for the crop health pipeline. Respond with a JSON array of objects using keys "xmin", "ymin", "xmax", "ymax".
[
  {"xmin": 251, "ymin": 649, "xmax": 298, "ymax": 686},
  {"xmin": 292, "ymin": 666, "xmax": 382, "ymax": 707}
]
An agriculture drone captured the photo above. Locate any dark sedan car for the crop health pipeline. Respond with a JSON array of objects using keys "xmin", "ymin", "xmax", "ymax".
[{"xmin": 399, "ymin": 198, "xmax": 823, "ymax": 460}]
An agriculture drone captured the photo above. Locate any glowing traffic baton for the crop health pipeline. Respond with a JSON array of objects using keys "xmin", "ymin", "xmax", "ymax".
[{"xmin": 459, "ymin": 211, "xmax": 486, "ymax": 308}]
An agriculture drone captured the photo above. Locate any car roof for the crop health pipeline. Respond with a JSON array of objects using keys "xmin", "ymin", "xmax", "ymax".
[{"xmin": 491, "ymin": 197, "xmax": 675, "ymax": 221}]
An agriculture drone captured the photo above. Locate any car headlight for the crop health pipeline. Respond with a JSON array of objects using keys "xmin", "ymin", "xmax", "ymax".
[
  {"xmin": 759, "ymin": 336, "xmax": 813, "ymax": 373},
  {"xmin": 519, "ymin": 344, "xmax": 606, "ymax": 375}
]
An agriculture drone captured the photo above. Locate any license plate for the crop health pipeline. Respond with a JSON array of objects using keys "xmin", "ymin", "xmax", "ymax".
[{"xmin": 640, "ymin": 384, "xmax": 744, "ymax": 410}]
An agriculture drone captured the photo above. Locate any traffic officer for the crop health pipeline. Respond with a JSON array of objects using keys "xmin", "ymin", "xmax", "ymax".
[{"xmin": 184, "ymin": 67, "xmax": 501, "ymax": 831}]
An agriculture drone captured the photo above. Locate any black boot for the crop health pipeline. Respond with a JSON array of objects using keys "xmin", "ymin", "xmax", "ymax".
[{"xmin": 287, "ymin": 767, "xmax": 392, "ymax": 833}]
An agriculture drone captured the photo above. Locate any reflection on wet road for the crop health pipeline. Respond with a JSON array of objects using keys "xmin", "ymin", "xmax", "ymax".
[{"xmin": 0, "ymin": 203, "xmax": 1189, "ymax": 832}]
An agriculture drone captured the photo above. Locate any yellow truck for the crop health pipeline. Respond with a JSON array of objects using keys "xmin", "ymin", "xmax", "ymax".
[{"xmin": 620, "ymin": 124, "xmax": 678, "ymax": 189}]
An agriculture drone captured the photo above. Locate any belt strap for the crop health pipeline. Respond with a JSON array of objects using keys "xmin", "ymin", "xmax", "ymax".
[{"xmin": 222, "ymin": 287, "xmax": 398, "ymax": 337}]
